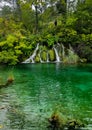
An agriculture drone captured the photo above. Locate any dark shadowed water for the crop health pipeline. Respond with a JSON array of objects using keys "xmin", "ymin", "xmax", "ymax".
[{"xmin": 0, "ymin": 63, "xmax": 92, "ymax": 130}]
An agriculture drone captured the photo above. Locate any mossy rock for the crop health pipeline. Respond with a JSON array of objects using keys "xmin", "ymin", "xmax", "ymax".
[
  {"xmin": 35, "ymin": 55, "xmax": 40, "ymax": 63},
  {"xmin": 48, "ymin": 49, "xmax": 55, "ymax": 61},
  {"xmin": 41, "ymin": 51, "xmax": 47, "ymax": 61},
  {"xmin": 62, "ymin": 56, "xmax": 69, "ymax": 63}
]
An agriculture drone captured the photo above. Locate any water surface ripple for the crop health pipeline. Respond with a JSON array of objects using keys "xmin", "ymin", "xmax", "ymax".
[{"xmin": 0, "ymin": 63, "xmax": 92, "ymax": 130}]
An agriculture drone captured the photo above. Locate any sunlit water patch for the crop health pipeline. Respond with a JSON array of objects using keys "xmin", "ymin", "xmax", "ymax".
[{"xmin": 0, "ymin": 63, "xmax": 92, "ymax": 130}]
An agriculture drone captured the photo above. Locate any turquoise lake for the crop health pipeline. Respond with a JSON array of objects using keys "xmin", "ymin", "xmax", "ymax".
[{"xmin": 0, "ymin": 63, "xmax": 92, "ymax": 130}]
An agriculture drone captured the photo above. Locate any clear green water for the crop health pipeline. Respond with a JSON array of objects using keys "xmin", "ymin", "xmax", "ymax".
[{"xmin": 0, "ymin": 63, "xmax": 92, "ymax": 130}]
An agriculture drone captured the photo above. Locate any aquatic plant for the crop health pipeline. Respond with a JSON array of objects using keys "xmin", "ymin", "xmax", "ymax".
[
  {"xmin": 48, "ymin": 112, "xmax": 66, "ymax": 130},
  {"xmin": 7, "ymin": 75, "xmax": 14, "ymax": 84},
  {"xmin": 0, "ymin": 74, "xmax": 14, "ymax": 88},
  {"xmin": 47, "ymin": 111, "xmax": 85, "ymax": 130}
]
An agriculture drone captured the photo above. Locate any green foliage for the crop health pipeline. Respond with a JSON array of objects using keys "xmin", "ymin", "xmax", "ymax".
[
  {"xmin": 0, "ymin": 0, "xmax": 92, "ymax": 64},
  {"xmin": 56, "ymin": 0, "xmax": 66, "ymax": 15},
  {"xmin": 0, "ymin": 50, "xmax": 18, "ymax": 65},
  {"xmin": 0, "ymin": 33, "xmax": 34, "ymax": 64},
  {"xmin": 47, "ymin": 34, "xmax": 55, "ymax": 47},
  {"xmin": 77, "ymin": 43, "xmax": 92, "ymax": 62}
]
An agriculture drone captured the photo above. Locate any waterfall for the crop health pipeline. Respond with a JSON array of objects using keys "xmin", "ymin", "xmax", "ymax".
[
  {"xmin": 53, "ymin": 46, "xmax": 60, "ymax": 62},
  {"xmin": 67, "ymin": 44, "xmax": 79, "ymax": 63},
  {"xmin": 61, "ymin": 43, "xmax": 65, "ymax": 58},
  {"xmin": 46, "ymin": 51, "xmax": 49, "ymax": 62},
  {"xmin": 69, "ymin": 44, "xmax": 75, "ymax": 54},
  {"xmin": 22, "ymin": 43, "xmax": 79, "ymax": 64},
  {"xmin": 67, "ymin": 0, "xmax": 78, "ymax": 12},
  {"xmin": 22, "ymin": 43, "xmax": 39, "ymax": 63},
  {"xmin": 39, "ymin": 50, "xmax": 43, "ymax": 63}
]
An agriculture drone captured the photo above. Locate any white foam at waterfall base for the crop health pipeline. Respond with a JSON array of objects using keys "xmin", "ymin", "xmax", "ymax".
[{"xmin": 22, "ymin": 43, "xmax": 39, "ymax": 63}]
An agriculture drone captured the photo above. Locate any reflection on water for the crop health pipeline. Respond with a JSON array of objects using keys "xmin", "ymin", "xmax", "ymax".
[{"xmin": 0, "ymin": 63, "xmax": 92, "ymax": 130}]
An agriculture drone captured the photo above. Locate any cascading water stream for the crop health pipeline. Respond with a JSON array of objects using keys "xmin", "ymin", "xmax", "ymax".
[
  {"xmin": 67, "ymin": 44, "xmax": 79, "ymax": 63},
  {"xmin": 61, "ymin": 43, "xmax": 65, "ymax": 58},
  {"xmin": 69, "ymin": 44, "xmax": 74, "ymax": 53},
  {"xmin": 53, "ymin": 46, "xmax": 60, "ymax": 62},
  {"xmin": 46, "ymin": 51, "xmax": 49, "ymax": 62},
  {"xmin": 22, "ymin": 43, "xmax": 79, "ymax": 64},
  {"xmin": 22, "ymin": 43, "xmax": 39, "ymax": 63},
  {"xmin": 39, "ymin": 50, "xmax": 43, "ymax": 63}
]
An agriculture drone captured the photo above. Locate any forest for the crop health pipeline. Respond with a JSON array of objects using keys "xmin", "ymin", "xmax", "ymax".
[{"xmin": 0, "ymin": 0, "xmax": 92, "ymax": 65}]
